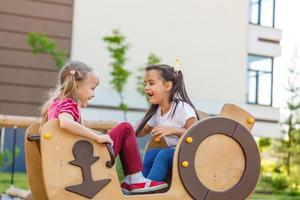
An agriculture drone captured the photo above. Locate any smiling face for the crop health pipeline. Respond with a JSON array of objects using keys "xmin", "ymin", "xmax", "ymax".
[
  {"xmin": 144, "ymin": 69, "xmax": 172, "ymax": 105},
  {"xmin": 77, "ymin": 72, "xmax": 99, "ymax": 108}
]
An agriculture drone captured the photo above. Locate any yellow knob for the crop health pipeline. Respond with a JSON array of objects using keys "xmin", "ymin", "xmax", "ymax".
[
  {"xmin": 155, "ymin": 137, "xmax": 161, "ymax": 143},
  {"xmin": 186, "ymin": 137, "xmax": 193, "ymax": 144},
  {"xmin": 44, "ymin": 132, "xmax": 52, "ymax": 140},
  {"xmin": 247, "ymin": 117, "xmax": 255, "ymax": 125},
  {"xmin": 181, "ymin": 161, "xmax": 189, "ymax": 167}
]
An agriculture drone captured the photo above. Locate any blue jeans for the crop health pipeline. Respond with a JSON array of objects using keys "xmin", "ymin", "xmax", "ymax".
[{"xmin": 142, "ymin": 147, "xmax": 175, "ymax": 181}]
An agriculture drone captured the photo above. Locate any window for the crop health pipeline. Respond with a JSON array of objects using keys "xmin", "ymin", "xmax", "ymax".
[
  {"xmin": 249, "ymin": 0, "xmax": 275, "ymax": 27},
  {"xmin": 247, "ymin": 55, "xmax": 273, "ymax": 106}
]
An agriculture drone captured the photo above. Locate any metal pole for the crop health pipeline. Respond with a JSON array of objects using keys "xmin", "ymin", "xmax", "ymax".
[
  {"xmin": 270, "ymin": 58, "xmax": 274, "ymax": 106},
  {"xmin": 0, "ymin": 126, "xmax": 2, "ymax": 150},
  {"xmin": 258, "ymin": 0, "xmax": 262, "ymax": 25},
  {"xmin": 273, "ymin": 0, "xmax": 276, "ymax": 27},
  {"xmin": 10, "ymin": 126, "xmax": 17, "ymax": 186}
]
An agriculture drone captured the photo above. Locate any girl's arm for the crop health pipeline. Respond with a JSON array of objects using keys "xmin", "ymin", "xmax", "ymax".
[
  {"xmin": 151, "ymin": 117, "xmax": 197, "ymax": 138},
  {"xmin": 58, "ymin": 113, "xmax": 113, "ymax": 144},
  {"xmin": 137, "ymin": 124, "xmax": 153, "ymax": 137}
]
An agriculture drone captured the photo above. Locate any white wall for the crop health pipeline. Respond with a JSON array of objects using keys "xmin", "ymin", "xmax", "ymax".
[
  {"xmin": 248, "ymin": 24, "xmax": 282, "ymax": 57},
  {"xmin": 72, "ymin": 0, "xmax": 248, "ymax": 108},
  {"xmin": 71, "ymin": 0, "xmax": 280, "ymax": 137}
]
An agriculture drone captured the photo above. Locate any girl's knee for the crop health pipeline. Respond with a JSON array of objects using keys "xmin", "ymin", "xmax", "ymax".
[
  {"xmin": 157, "ymin": 148, "xmax": 174, "ymax": 161},
  {"xmin": 144, "ymin": 148, "xmax": 160, "ymax": 161},
  {"xmin": 117, "ymin": 122, "xmax": 134, "ymax": 133}
]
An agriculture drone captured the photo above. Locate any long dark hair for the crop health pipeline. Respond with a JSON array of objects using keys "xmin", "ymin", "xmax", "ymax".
[{"xmin": 136, "ymin": 64, "xmax": 200, "ymax": 134}]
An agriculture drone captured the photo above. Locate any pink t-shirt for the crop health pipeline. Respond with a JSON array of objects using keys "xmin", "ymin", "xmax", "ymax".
[{"xmin": 48, "ymin": 98, "xmax": 80, "ymax": 122}]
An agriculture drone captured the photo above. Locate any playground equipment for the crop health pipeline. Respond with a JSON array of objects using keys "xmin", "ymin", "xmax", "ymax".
[{"xmin": 25, "ymin": 104, "xmax": 260, "ymax": 200}]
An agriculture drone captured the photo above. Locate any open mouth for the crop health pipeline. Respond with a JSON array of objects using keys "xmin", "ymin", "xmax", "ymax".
[{"xmin": 146, "ymin": 93, "xmax": 154, "ymax": 98}]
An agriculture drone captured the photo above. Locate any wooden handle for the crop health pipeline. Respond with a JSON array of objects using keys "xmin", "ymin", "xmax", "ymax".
[
  {"xmin": 104, "ymin": 143, "xmax": 115, "ymax": 168},
  {"xmin": 27, "ymin": 134, "xmax": 41, "ymax": 141}
]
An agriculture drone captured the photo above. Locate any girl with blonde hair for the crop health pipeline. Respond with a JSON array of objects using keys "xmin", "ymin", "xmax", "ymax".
[{"xmin": 41, "ymin": 60, "xmax": 168, "ymax": 194}]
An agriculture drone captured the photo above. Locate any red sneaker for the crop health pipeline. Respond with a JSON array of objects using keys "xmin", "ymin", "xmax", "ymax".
[
  {"xmin": 120, "ymin": 182, "xmax": 131, "ymax": 195},
  {"xmin": 121, "ymin": 180, "xmax": 168, "ymax": 194}
]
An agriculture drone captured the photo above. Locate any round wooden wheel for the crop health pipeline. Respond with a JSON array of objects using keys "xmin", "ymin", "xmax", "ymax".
[{"xmin": 177, "ymin": 117, "xmax": 260, "ymax": 200}]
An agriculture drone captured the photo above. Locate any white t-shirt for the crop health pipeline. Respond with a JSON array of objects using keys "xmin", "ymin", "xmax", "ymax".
[{"xmin": 147, "ymin": 101, "xmax": 197, "ymax": 147}]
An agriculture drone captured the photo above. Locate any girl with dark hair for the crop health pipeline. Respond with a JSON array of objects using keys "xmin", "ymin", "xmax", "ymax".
[{"xmin": 136, "ymin": 64, "xmax": 200, "ymax": 182}]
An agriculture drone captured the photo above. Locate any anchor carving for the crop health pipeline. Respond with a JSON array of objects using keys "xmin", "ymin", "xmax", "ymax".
[{"xmin": 65, "ymin": 140, "xmax": 111, "ymax": 199}]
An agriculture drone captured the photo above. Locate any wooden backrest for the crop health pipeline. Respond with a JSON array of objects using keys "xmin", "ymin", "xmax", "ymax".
[
  {"xmin": 144, "ymin": 136, "xmax": 168, "ymax": 155},
  {"xmin": 197, "ymin": 110, "xmax": 210, "ymax": 119},
  {"xmin": 143, "ymin": 109, "xmax": 209, "ymax": 154},
  {"xmin": 24, "ymin": 122, "xmax": 49, "ymax": 200},
  {"xmin": 220, "ymin": 103, "xmax": 255, "ymax": 132}
]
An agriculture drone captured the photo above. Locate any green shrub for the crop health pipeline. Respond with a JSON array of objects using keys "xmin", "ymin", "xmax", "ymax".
[
  {"xmin": 271, "ymin": 174, "xmax": 289, "ymax": 191},
  {"xmin": 257, "ymin": 174, "xmax": 273, "ymax": 192}
]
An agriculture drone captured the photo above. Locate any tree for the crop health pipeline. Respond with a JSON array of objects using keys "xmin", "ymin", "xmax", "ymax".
[
  {"xmin": 0, "ymin": 147, "xmax": 20, "ymax": 171},
  {"xmin": 136, "ymin": 53, "xmax": 161, "ymax": 104},
  {"xmin": 103, "ymin": 30, "xmax": 131, "ymax": 120},
  {"xmin": 27, "ymin": 32, "xmax": 67, "ymax": 69},
  {"xmin": 274, "ymin": 48, "xmax": 300, "ymax": 176}
]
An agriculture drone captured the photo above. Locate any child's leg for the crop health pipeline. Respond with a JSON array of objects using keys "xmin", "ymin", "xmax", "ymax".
[
  {"xmin": 108, "ymin": 122, "xmax": 142, "ymax": 175},
  {"xmin": 108, "ymin": 122, "xmax": 168, "ymax": 194},
  {"xmin": 142, "ymin": 148, "xmax": 162, "ymax": 177},
  {"xmin": 147, "ymin": 148, "xmax": 175, "ymax": 181}
]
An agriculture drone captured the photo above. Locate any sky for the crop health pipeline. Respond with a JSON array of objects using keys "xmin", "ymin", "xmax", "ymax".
[{"xmin": 273, "ymin": 0, "xmax": 300, "ymax": 115}]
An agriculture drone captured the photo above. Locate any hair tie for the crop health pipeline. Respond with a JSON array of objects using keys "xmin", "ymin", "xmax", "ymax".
[
  {"xmin": 69, "ymin": 70, "xmax": 76, "ymax": 75},
  {"xmin": 174, "ymin": 58, "xmax": 181, "ymax": 72}
]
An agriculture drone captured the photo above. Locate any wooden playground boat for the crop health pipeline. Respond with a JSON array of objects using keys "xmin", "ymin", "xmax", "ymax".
[{"xmin": 25, "ymin": 104, "xmax": 260, "ymax": 200}]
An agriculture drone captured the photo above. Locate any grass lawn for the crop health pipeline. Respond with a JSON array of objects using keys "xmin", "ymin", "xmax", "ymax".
[
  {"xmin": 0, "ymin": 172, "xmax": 29, "ymax": 194},
  {"xmin": 251, "ymin": 193, "xmax": 300, "ymax": 200},
  {"xmin": 1, "ymin": 172, "xmax": 300, "ymax": 200}
]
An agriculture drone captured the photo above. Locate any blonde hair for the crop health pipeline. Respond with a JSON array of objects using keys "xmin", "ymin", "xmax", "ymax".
[{"xmin": 41, "ymin": 60, "xmax": 95, "ymax": 125}]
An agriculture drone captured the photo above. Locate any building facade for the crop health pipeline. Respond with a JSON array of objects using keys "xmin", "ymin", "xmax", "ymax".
[
  {"xmin": 0, "ymin": 0, "xmax": 74, "ymax": 116},
  {"xmin": 72, "ymin": 0, "xmax": 282, "ymax": 138}
]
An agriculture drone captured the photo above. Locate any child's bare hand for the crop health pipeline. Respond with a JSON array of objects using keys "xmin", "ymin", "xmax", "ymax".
[
  {"xmin": 96, "ymin": 134, "xmax": 113, "ymax": 145},
  {"xmin": 151, "ymin": 126, "xmax": 180, "ymax": 138}
]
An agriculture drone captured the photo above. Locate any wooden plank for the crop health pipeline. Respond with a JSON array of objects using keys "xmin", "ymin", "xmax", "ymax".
[
  {"xmin": 0, "ymin": 102, "xmax": 40, "ymax": 116},
  {"xmin": 0, "ymin": 67, "xmax": 57, "ymax": 87},
  {"xmin": 0, "ymin": 31, "xmax": 71, "ymax": 52},
  {"xmin": 0, "ymin": 115, "xmax": 40, "ymax": 128},
  {"xmin": 0, "ymin": 115, "xmax": 116, "ymax": 131},
  {"xmin": 0, "ymin": 49, "xmax": 60, "ymax": 70},
  {"xmin": 24, "ymin": 122, "xmax": 49, "ymax": 200},
  {"xmin": 30, "ymin": 0, "xmax": 73, "ymax": 6},
  {"xmin": 0, "ymin": 13, "xmax": 72, "ymax": 38},
  {"xmin": 0, "ymin": 85, "xmax": 50, "ymax": 104},
  {"xmin": 0, "ymin": 0, "xmax": 73, "ymax": 22}
]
